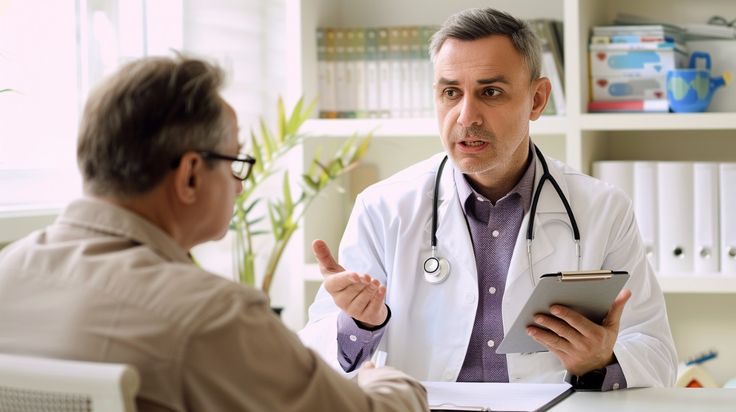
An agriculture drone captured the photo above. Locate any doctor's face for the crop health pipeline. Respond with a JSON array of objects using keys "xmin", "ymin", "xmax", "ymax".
[{"xmin": 433, "ymin": 35, "xmax": 549, "ymax": 187}]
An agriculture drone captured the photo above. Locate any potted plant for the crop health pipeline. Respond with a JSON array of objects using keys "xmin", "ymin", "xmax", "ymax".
[{"xmin": 231, "ymin": 97, "xmax": 371, "ymax": 298}]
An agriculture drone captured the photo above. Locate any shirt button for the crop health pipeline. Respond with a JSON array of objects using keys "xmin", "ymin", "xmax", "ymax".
[
  {"xmin": 443, "ymin": 371, "xmax": 455, "ymax": 380},
  {"xmin": 487, "ymin": 340, "xmax": 495, "ymax": 348},
  {"xmin": 488, "ymin": 286, "xmax": 497, "ymax": 295},
  {"xmin": 613, "ymin": 383, "xmax": 620, "ymax": 390},
  {"xmin": 476, "ymin": 196, "xmax": 484, "ymax": 202},
  {"xmin": 465, "ymin": 293, "xmax": 476, "ymax": 303},
  {"xmin": 492, "ymin": 230, "xmax": 499, "ymax": 237},
  {"xmin": 349, "ymin": 335, "xmax": 357, "ymax": 342}
]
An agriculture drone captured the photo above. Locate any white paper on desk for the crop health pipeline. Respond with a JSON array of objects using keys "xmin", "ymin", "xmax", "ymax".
[{"xmin": 422, "ymin": 381, "xmax": 572, "ymax": 412}]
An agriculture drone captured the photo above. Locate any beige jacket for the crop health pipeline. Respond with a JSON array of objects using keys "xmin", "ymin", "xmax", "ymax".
[{"xmin": 0, "ymin": 198, "xmax": 427, "ymax": 411}]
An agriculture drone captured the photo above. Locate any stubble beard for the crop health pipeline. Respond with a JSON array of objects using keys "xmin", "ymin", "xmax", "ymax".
[{"xmin": 448, "ymin": 124, "xmax": 497, "ymax": 175}]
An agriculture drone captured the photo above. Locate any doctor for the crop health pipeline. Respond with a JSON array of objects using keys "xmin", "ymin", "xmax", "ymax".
[{"xmin": 300, "ymin": 8, "xmax": 677, "ymax": 390}]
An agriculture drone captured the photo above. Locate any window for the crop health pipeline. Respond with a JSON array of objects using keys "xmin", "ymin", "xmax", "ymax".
[{"xmin": 0, "ymin": 0, "xmax": 285, "ymax": 212}]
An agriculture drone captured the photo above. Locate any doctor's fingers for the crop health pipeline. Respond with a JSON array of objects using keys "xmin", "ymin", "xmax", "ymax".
[
  {"xmin": 546, "ymin": 305, "xmax": 603, "ymax": 340},
  {"xmin": 603, "ymin": 288, "xmax": 632, "ymax": 329},
  {"xmin": 532, "ymin": 313, "xmax": 585, "ymax": 344},
  {"xmin": 323, "ymin": 272, "xmax": 363, "ymax": 294},
  {"xmin": 312, "ymin": 239, "xmax": 345, "ymax": 274},
  {"xmin": 347, "ymin": 286, "xmax": 386, "ymax": 322},
  {"xmin": 343, "ymin": 277, "xmax": 383, "ymax": 310},
  {"xmin": 527, "ymin": 326, "xmax": 574, "ymax": 354}
]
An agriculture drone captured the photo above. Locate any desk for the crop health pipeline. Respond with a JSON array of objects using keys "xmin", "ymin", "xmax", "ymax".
[{"xmin": 549, "ymin": 388, "xmax": 736, "ymax": 411}]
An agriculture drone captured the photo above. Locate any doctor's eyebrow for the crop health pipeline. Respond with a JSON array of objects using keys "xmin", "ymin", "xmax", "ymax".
[
  {"xmin": 477, "ymin": 75, "xmax": 510, "ymax": 85},
  {"xmin": 436, "ymin": 75, "xmax": 511, "ymax": 86}
]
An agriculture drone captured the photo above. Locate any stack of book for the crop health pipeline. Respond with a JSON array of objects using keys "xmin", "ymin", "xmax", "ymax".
[
  {"xmin": 316, "ymin": 26, "xmax": 437, "ymax": 119},
  {"xmin": 588, "ymin": 24, "xmax": 686, "ymax": 113},
  {"xmin": 528, "ymin": 19, "xmax": 566, "ymax": 116}
]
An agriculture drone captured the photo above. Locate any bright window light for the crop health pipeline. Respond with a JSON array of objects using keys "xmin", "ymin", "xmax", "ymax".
[{"xmin": 0, "ymin": 0, "xmax": 284, "ymax": 213}]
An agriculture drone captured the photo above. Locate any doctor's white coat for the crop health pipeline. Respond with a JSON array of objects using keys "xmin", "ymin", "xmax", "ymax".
[{"xmin": 299, "ymin": 151, "xmax": 677, "ymax": 388}]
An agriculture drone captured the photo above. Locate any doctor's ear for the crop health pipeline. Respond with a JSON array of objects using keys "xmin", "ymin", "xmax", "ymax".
[
  {"xmin": 529, "ymin": 77, "xmax": 552, "ymax": 121},
  {"xmin": 172, "ymin": 152, "xmax": 204, "ymax": 204}
]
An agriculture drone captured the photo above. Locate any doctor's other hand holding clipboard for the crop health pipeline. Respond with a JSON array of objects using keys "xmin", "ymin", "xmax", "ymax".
[
  {"xmin": 517, "ymin": 271, "xmax": 633, "ymax": 377},
  {"xmin": 312, "ymin": 239, "xmax": 389, "ymax": 329}
]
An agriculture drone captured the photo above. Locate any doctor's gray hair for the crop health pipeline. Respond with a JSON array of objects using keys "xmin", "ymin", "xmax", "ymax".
[
  {"xmin": 429, "ymin": 8, "xmax": 542, "ymax": 80},
  {"xmin": 77, "ymin": 55, "xmax": 231, "ymax": 197}
]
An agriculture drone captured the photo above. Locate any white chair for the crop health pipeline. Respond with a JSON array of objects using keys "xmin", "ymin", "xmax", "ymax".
[{"xmin": 0, "ymin": 353, "xmax": 139, "ymax": 412}]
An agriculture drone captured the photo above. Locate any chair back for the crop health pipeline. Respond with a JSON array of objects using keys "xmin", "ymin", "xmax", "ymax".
[{"xmin": 0, "ymin": 353, "xmax": 139, "ymax": 412}]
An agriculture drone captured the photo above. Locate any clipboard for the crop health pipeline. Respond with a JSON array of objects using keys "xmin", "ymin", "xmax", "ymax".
[{"xmin": 496, "ymin": 270, "xmax": 629, "ymax": 354}]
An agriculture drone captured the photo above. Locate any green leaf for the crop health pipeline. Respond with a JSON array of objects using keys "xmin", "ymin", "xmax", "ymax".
[
  {"xmin": 244, "ymin": 198, "xmax": 263, "ymax": 215},
  {"xmin": 259, "ymin": 118, "xmax": 275, "ymax": 161},
  {"xmin": 277, "ymin": 97, "xmax": 286, "ymax": 143},
  {"xmin": 306, "ymin": 146, "xmax": 323, "ymax": 176},
  {"xmin": 250, "ymin": 130, "xmax": 264, "ymax": 174},
  {"xmin": 302, "ymin": 174, "xmax": 320, "ymax": 192},
  {"xmin": 286, "ymin": 97, "xmax": 305, "ymax": 136},
  {"xmin": 267, "ymin": 203, "xmax": 283, "ymax": 241},
  {"xmin": 282, "ymin": 172, "xmax": 293, "ymax": 212},
  {"xmin": 337, "ymin": 134, "xmax": 356, "ymax": 160},
  {"xmin": 350, "ymin": 134, "xmax": 372, "ymax": 164}
]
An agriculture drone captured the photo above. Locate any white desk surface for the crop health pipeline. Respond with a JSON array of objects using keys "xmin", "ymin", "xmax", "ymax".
[{"xmin": 549, "ymin": 388, "xmax": 736, "ymax": 412}]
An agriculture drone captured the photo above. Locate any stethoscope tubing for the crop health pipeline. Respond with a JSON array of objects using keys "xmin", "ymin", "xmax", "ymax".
[{"xmin": 427, "ymin": 144, "xmax": 582, "ymax": 285}]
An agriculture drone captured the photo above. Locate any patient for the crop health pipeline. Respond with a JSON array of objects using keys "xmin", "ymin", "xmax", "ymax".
[{"xmin": 0, "ymin": 55, "xmax": 427, "ymax": 412}]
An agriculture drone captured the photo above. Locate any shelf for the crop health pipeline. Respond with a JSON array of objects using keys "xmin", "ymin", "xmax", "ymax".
[
  {"xmin": 580, "ymin": 113, "xmax": 736, "ymax": 131},
  {"xmin": 301, "ymin": 115, "xmax": 568, "ymax": 138},
  {"xmin": 658, "ymin": 275, "xmax": 736, "ymax": 294}
]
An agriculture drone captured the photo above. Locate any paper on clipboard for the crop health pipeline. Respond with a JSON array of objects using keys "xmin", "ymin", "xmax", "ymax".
[
  {"xmin": 422, "ymin": 381, "xmax": 573, "ymax": 412},
  {"xmin": 496, "ymin": 270, "xmax": 630, "ymax": 354}
]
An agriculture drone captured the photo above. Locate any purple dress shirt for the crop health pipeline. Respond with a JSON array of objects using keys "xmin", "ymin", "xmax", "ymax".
[{"xmin": 336, "ymin": 146, "xmax": 627, "ymax": 391}]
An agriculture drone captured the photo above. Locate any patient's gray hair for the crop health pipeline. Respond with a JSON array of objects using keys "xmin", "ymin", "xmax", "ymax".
[{"xmin": 77, "ymin": 55, "xmax": 230, "ymax": 196}]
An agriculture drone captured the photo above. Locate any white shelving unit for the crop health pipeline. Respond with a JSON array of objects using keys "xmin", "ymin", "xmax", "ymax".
[{"xmin": 281, "ymin": 0, "xmax": 736, "ymax": 384}]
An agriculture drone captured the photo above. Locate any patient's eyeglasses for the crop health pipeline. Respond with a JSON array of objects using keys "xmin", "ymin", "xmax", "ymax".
[
  {"xmin": 171, "ymin": 151, "xmax": 256, "ymax": 181},
  {"xmin": 198, "ymin": 151, "xmax": 256, "ymax": 181}
]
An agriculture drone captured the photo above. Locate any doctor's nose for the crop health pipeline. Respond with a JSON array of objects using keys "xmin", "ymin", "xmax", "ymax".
[{"xmin": 456, "ymin": 96, "xmax": 483, "ymax": 128}]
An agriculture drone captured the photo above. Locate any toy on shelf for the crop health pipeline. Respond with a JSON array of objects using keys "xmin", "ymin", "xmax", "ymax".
[{"xmin": 676, "ymin": 349, "xmax": 719, "ymax": 388}]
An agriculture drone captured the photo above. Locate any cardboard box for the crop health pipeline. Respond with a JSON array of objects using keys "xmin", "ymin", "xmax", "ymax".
[
  {"xmin": 590, "ymin": 43, "xmax": 687, "ymax": 77},
  {"xmin": 591, "ymin": 75, "xmax": 667, "ymax": 100}
]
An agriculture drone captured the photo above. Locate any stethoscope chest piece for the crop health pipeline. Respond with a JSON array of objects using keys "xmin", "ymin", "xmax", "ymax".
[{"xmin": 424, "ymin": 255, "xmax": 450, "ymax": 284}]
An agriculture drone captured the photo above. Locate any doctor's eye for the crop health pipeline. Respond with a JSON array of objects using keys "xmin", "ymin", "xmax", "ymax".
[
  {"xmin": 442, "ymin": 88, "xmax": 461, "ymax": 99},
  {"xmin": 481, "ymin": 87, "xmax": 502, "ymax": 98}
]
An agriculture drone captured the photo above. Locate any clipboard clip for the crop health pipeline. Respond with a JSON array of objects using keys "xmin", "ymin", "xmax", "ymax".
[
  {"xmin": 430, "ymin": 404, "xmax": 490, "ymax": 412},
  {"xmin": 559, "ymin": 270, "xmax": 612, "ymax": 281}
]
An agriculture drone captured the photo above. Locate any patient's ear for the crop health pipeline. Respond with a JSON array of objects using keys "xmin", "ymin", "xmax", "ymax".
[{"xmin": 172, "ymin": 152, "xmax": 202, "ymax": 205}]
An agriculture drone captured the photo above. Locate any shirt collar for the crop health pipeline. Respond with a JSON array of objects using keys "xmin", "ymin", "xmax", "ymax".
[
  {"xmin": 453, "ymin": 142, "xmax": 537, "ymax": 216},
  {"xmin": 56, "ymin": 197, "xmax": 193, "ymax": 264}
]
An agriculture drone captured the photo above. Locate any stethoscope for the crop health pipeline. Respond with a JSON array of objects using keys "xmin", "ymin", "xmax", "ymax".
[{"xmin": 423, "ymin": 144, "xmax": 581, "ymax": 285}]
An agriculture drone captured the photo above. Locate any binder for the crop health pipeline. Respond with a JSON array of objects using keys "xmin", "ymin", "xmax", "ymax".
[
  {"xmin": 633, "ymin": 162, "xmax": 659, "ymax": 271},
  {"xmin": 657, "ymin": 162, "xmax": 694, "ymax": 274},
  {"xmin": 594, "ymin": 161, "xmax": 658, "ymax": 270},
  {"xmin": 721, "ymin": 163, "xmax": 736, "ymax": 274},
  {"xmin": 693, "ymin": 163, "xmax": 720, "ymax": 273},
  {"xmin": 496, "ymin": 270, "xmax": 629, "ymax": 354}
]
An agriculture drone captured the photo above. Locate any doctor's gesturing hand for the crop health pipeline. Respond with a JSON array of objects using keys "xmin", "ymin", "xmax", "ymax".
[
  {"xmin": 526, "ymin": 288, "xmax": 633, "ymax": 376},
  {"xmin": 312, "ymin": 239, "xmax": 389, "ymax": 328}
]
